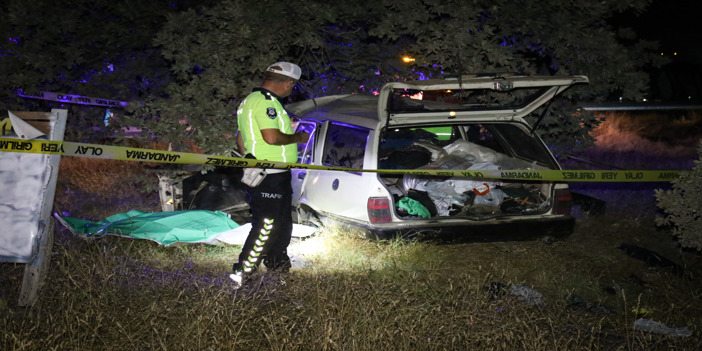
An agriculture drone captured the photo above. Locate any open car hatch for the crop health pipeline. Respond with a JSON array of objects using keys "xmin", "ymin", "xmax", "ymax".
[{"xmin": 378, "ymin": 75, "xmax": 589, "ymax": 127}]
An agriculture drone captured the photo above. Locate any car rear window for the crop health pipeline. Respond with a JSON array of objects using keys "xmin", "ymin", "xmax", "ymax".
[
  {"xmin": 484, "ymin": 124, "xmax": 555, "ymax": 166},
  {"xmin": 378, "ymin": 123, "xmax": 556, "ymax": 170}
]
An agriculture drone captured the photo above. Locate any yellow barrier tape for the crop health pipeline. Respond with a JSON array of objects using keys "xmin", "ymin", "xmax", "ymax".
[{"xmin": 0, "ymin": 137, "xmax": 688, "ymax": 182}]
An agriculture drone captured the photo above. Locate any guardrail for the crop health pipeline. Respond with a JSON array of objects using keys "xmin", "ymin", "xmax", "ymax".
[{"xmin": 581, "ymin": 102, "xmax": 702, "ymax": 111}]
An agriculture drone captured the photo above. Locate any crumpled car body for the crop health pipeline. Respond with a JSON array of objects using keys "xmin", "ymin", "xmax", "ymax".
[{"xmin": 285, "ymin": 74, "xmax": 588, "ymax": 241}]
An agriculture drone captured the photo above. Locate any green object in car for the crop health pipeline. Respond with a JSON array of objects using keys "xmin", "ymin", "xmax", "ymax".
[{"xmin": 396, "ymin": 197, "xmax": 432, "ymax": 219}]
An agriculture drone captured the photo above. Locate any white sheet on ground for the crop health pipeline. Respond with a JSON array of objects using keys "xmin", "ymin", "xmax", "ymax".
[{"xmin": 214, "ymin": 223, "xmax": 318, "ymax": 246}]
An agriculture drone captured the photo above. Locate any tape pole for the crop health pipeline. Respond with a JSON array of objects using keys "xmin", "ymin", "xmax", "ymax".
[{"xmin": 0, "ymin": 138, "xmax": 689, "ymax": 182}]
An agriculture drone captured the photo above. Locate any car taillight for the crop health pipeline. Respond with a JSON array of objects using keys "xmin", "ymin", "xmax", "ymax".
[
  {"xmin": 367, "ymin": 197, "xmax": 392, "ymax": 223},
  {"xmin": 553, "ymin": 188, "xmax": 573, "ymax": 215}
]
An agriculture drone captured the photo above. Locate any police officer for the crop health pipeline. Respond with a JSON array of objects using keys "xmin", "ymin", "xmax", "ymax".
[{"xmin": 230, "ymin": 62, "xmax": 309, "ymax": 288}]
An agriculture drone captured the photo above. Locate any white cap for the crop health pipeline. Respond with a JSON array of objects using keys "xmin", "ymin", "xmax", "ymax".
[{"xmin": 266, "ymin": 62, "xmax": 301, "ymax": 80}]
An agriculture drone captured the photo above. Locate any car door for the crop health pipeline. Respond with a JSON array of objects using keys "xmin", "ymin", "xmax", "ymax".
[
  {"xmin": 292, "ymin": 121, "xmax": 317, "ymax": 207},
  {"xmin": 301, "ymin": 121, "xmax": 372, "ymax": 220}
]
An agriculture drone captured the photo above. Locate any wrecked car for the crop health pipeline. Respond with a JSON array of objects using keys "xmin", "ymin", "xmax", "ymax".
[{"xmin": 285, "ymin": 74, "xmax": 589, "ymax": 240}]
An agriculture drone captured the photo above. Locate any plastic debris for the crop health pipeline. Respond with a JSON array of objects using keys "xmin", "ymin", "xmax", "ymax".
[
  {"xmin": 509, "ymin": 284, "xmax": 545, "ymax": 306},
  {"xmin": 618, "ymin": 243, "xmax": 684, "ymax": 275},
  {"xmin": 485, "ymin": 281, "xmax": 509, "ymax": 300},
  {"xmin": 632, "ymin": 318, "xmax": 692, "ymax": 337},
  {"xmin": 631, "ymin": 306, "xmax": 656, "ymax": 317},
  {"xmin": 484, "ymin": 282, "xmax": 545, "ymax": 305},
  {"xmin": 565, "ymin": 294, "xmax": 613, "ymax": 315}
]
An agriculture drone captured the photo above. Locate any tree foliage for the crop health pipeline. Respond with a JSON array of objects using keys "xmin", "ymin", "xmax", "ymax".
[
  {"xmin": 124, "ymin": 0, "xmax": 663, "ymax": 154},
  {"xmin": 1, "ymin": 0, "xmax": 664, "ymax": 155},
  {"xmin": 655, "ymin": 140, "xmax": 702, "ymax": 251},
  {"xmin": 0, "ymin": 0, "xmax": 215, "ymax": 142}
]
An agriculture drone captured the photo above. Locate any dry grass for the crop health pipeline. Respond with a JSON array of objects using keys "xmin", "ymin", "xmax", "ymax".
[
  {"xmin": 1, "ymin": 216, "xmax": 700, "ymax": 350},
  {"xmin": 57, "ymin": 157, "xmax": 151, "ymax": 196},
  {"xmin": 54, "ymin": 157, "xmax": 161, "ymax": 220},
  {"xmin": 1, "ymin": 111, "xmax": 702, "ymax": 350},
  {"xmin": 562, "ymin": 110, "xmax": 702, "ymax": 216},
  {"xmin": 584, "ymin": 110, "xmax": 702, "ymax": 167}
]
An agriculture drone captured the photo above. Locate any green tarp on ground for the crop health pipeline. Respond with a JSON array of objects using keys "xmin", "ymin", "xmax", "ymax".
[{"xmin": 58, "ymin": 210, "xmax": 240, "ymax": 246}]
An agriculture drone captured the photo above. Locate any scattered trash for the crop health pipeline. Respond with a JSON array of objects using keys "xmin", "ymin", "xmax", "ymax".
[
  {"xmin": 571, "ymin": 191, "xmax": 607, "ymax": 216},
  {"xmin": 565, "ymin": 294, "xmax": 613, "ymax": 315},
  {"xmin": 484, "ymin": 281, "xmax": 509, "ymax": 301},
  {"xmin": 618, "ymin": 243, "xmax": 684, "ymax": 275},
  {"xmin": 632, "ymin": 318, "xmax": 692, "ymax": 337},
  {"xmin": 631, "ymin": 307, "xmax": 656, "ymax": 317},
  {"xmin": 509, "ymin": 284, "xmax": 545, "ymax": 305},
  {"xmin": 601, "ymin": 283, "xmax": 624, "ymax": 296},
  {"xmin": 484, "ymin": 282, "xmax": 545, "ymax": 305}
]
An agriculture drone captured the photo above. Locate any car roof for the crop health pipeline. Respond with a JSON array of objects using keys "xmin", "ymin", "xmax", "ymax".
[{"xmin": 287, "ymin": 94, "xmax": 380, "ymax": 129}]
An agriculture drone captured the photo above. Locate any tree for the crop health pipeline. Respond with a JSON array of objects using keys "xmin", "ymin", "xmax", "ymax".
[
  {"xmin": 2, "ymin": 0, "xmax": 664, "ymax": 155},
  {"xmin": 0, "ymin": 0, "xmax": 215, "ymax": 142},
  {"xmin": 120, "ymin": 0, "xmax": 663, "ymax": 155},
  {"xmin": 655, "ymin": 140, "xmax": 702, "ymax": 251},
  {"xmin": 121, "ymin": 0, "xmax": 407, "ymax": 155}
]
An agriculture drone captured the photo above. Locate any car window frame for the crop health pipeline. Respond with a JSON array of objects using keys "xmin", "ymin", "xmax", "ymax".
[
  {"xmin": 321, "ymin": 122, "xmax": 370, "ymax": 173},
  {"xmin": 295, "ymin": 121, "xmax": 317, "ymax": 165}
]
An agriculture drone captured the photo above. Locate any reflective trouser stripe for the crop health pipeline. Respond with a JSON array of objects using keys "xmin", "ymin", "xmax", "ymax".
[{"xmin": 240, "ymin": 218, "xmax": 274, "ymax": 273}]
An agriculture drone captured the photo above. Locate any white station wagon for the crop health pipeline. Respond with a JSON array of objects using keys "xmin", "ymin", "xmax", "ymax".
[{"xmin": 283, "ymin": 74, "xmax": 588, "ymax": 241}]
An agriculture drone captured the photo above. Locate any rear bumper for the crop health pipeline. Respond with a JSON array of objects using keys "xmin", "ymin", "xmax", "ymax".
[{"xmin": 328, "ymin": 215, "xmax": 575, "ymax": 242}]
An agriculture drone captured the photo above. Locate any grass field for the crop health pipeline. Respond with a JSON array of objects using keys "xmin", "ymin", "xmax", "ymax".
[{"xmin": 1, "ymin": 110, "xmax": 701, "ymax": 350}]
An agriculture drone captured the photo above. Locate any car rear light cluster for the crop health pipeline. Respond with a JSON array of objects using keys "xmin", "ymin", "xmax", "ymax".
[
  {"xmin": 553, "ymin": 188, "xmax": 573, "ymax": 215},
  {"xmin": 367, "ymin": 197, "xmax": 392, "ymax": 223}
]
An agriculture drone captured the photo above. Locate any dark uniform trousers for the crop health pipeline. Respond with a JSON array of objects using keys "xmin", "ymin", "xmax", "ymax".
[{"xmin": 235, "ymin": 171, "xmax": 293, "ymax": 274}]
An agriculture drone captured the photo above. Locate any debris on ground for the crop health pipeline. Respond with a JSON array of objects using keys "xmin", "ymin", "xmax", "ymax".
[
  {"xmin": 485, "ymin": 281, "xmax": 509, "ymax": 300},
  {"xmin": 565, "ymin": 294, "xmax": 614, "ymax": 315},
  {"xmin": 632, "ymin": 318, "xmax": 692, "ymax": 337},
  {"xmin": 618, "ymin": 243, "xmax": 684, "ymax": 275},
  {"xmin": 484, "ymin": 281, "xmax": 545, "ymax": 306},
  {"xmin": 509, "ymin": 284, "xmax": 545, "ymax": 305}
]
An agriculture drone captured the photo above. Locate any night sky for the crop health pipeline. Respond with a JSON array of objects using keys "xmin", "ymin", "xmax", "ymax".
[
  {"xmin": 613, "ymin": 0, "xmax": 702, "ymax": 101},
  {"xmin": 625, "ymin": 0, "xmax": 702, "ymax": 59}
]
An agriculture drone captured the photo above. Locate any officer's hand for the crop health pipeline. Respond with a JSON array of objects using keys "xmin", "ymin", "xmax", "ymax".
[{"xmin": 295, "ymin": 131, "xmax": 310, "ymax": 143}]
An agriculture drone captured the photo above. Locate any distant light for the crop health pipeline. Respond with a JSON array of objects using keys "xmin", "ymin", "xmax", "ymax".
[
  {"xmin": 660, "ymin": 52, "xmax": 664, "ymax": 56},
  {"xmin": 674, "ymin": 52, "xmax": 678, "ymax": 56},
  {"xmin": 402, "ymin": 56, "xmax": 415, "ymax": 63},
  {"xmin": 642, "ymin": 98, "xmax": 648, "ymax": 102},
  {"xmin": 449, "ymin": 111, "xmax": 456, "ymax": 116},
  {"xmin": 409, "ymin": 91, "xmax": 423, "ymax": 100}
]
